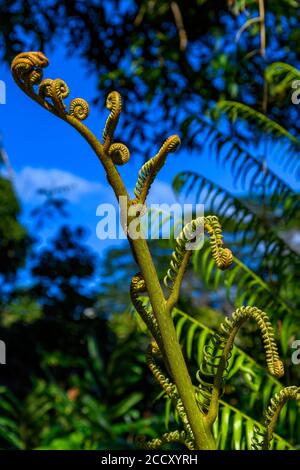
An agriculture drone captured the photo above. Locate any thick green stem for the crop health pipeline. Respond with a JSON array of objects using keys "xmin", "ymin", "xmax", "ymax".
[
  {"xmin": 131, "ymin": 238, "xmax": 215, "ymax": 449},
  {"xmin": 64, "ymin": 116, "xmax": 215, "ymax": 449}
]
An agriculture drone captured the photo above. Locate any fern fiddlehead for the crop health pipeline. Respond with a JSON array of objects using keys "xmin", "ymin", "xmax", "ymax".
[
  {"xmin": 139, "ymin": 430, "xmax": 196, "ymax": 450},
  {"xmin": 102, "ymin": 91, "xmax": 122, "ymax": 148},
  {"xmin": 197, "ymin": 306, "xmax": 284, "ymax": 415},
  {"xmin": 146, "ymin": 341, "xmax": 178, "ymax": 400},
  {"xmin": 130, "ymin": 273, "xmax": 161, "ymax": 343},
  {"xmin": 252, "ymin": 386, "xmax": 300, "ymax": 450},
  {"xmin": 146, "ymin": 342, "xmax": 195, "ymax": 446},
  {"xmin": 11, "ymin": 51, "xmax": 48, "ymax": 90},
  {"xmin": 133, "ymin": 135, "xmax": 181, "ymax": 205},
  {"xmin": 164, "ymin": 215, "xmax": 232, "ymax": 309},
  {"xmin": 204, "ymin": 216, "xmax": 233, "ymax": 270},
  {"xmin": 11, "ymin": 52, "xmax": 90, "ymax": 121},
  {"xmin": 102, "ymin": 91, "xmax": 130, "ymax": 165}
]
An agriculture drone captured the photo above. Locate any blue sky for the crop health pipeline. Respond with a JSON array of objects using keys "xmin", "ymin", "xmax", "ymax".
[
  {"xmin": 1, "ymin": 43, "xmax": 299, "ymax": 262},
  {"xmin": 0, "ymin": 45, "xmax": 224, "ymax": 254}
]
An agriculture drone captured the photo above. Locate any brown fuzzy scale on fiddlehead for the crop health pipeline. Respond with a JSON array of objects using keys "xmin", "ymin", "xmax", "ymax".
[
  {"xmin": 12, "ymin": 52, "xmax": 89, "ymax": 121},
  {"xmin": 164, "ymin": 215, "xmax": 233, "ymax": 292},
  {"xmin": 130, "ymin": 274, "xmax": 161, "ymax": 343},
  {"xmin": 138, "ymin": 430, "xmax": 196, "ymax": 450},
  {"xmin": 252, "ymin": 386, "xmax": 300, "ymax": 450},
  {"xmin": 133, "ymin": 135, "xmax": 181, "ymax": 205},
  {"xmin": 102, "ymin": 91, "xmax": 122, "ymax": 148},
  {"xmin": 197, "ymin": 306, "xmax": 284, "ymax": 413}
]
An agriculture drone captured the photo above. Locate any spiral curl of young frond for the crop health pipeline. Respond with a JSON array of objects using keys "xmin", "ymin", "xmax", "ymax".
[
  {"xmin": 102, "ymin": 91, "xmax": 122, "ymax": 147},
  {"xmin": 138, "ymin": 430, "xmax": 196, "ymax": 450},
  {"xmin": 146, "ymin": 341, "xmax": 178, "ymax": 400},
  {"xmin": 133, "ymin": 135, "xmax": 181, "ymax": 205},
  {"xmin": 51, "ymin": 79, "xmax": 69, "ymax": 114},
  {"xmin": 164, "ymin": 215, "xmax": 233, "ymax": 291},
  {"xmin": 175, "ymin": 397, "xmax": 195, "ymax": 442},
  {"xmin": 204, "ymin": 215, "xmax": 233, "ymax": 269},
  {"xmin": 108, "ymin": 142, "xmax": 130, "ymax": 165},
  {"xmin": 11, "ymin": 52, "xmax": 48, "ymax": 89},
  {"xmin": 252, "ymin": 386, "xmax": 300, "ymax": 450},
  {"xmin": 251, "ymin": 424, "xmax": 265, "ymax": 450},
  {"xmin": 38, "ymin": 78, "xmax": 53, "ymax": 99},
  {"xmin": 69, "ymin": 98, "xmax": 90, "ymax": 120},
  {"xmin": 130, "ymin": 274, "xmax": 161, "ymax": 342},
  {"xmin": 11, "ymin": 52, "xmax": 89, "ymax": 121},
  {"xmin": 101, "ymin": 91, "xmax": 130, "ymax": 165},
  {"xmin": 197, "ymin": 306, "xmax": 284, "ymax": 413},
  {"xmin": 196, "ymin": 330, "xmax": 228, "ymax": 412}
]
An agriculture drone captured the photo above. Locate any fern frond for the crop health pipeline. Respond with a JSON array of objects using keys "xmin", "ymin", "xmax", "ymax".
[
  {"xmin": 197, "ymin": 306, "xmax": 284, "ymax": 414},
  {"xmin": 265, "ymin": 62, "xmax": 300, "ymax": 97},
  {"xmin": 133, "ymin": 135, "xmax": 181, "ymax": 205},
  {"xmin": 0, "ymin": 387, "xmax": 23, "ymax": 449},
  {"xmin": 252, "ymin": 386, "xmax": 300, "ymax": 450},
  {"xmin": 146, "ymin": 341, "xmax": 177, "ymax": 400},
  {"xmin": 180, "ymin": 115, "xmax": 298, "ymax": 202},
  {"xmin": 216, "ymin": 399, "xmax": 293, "ymax": 450},
  {"xmin": 169, "ymin": 307, "xmax": 299, "ymax": 447},
  {"xmin": 192, "ymin": 243, "xmax": 293, "ymax": 321},
  {"xmin": 130, "ymin": 273, "xmax": 161, "ymax": 343},
  {"xmin": 217, "ymin": 100, "xmax": 300, "ymax": 150},
  {"xmin": 102, "ymin": 91, "xmax": 122, "ymax": 148},
  {"xmin": 146, "ymin": 342, "xmax": 195, "ymax": 442},
  {"xmin": 138, "ymin": 430, "xmax": 195, "ymax": 450},
  {"xmin": 173, "ymin": 171, "xmax": 300, "ymax": 278},
  {"xmin": 164, "ymin": 216, "xmax": 233, "ymax": 294}
]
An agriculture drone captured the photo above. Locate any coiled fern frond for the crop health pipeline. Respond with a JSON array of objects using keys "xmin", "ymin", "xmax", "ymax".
[
  {"xmin": 138, "ymin": 430, "xmax": 196, "ymax": 450},
  {"xmin": 11, "ymin": 52, "xmax": 90, "ymax": 121},
  {"xmin": 146, "ymin": 342, "xmax": 195, "ymax": 445},
  {"xmin": 252, "ymin": 386, "xmax": 300, "ymax": 450},
  {"xmin": 197, "ymin": 306, "xmax": 284, "ymax": 413},
  {"xmin": 164, "ymin": 215, "xmax": 233, "ymax": 294},
  {"xmin": 102, "ymin": 91, "xmax": 130, "ymax": 165},
  {"xmin": 130, "ymin": 273, "xmax": 161, "ymax": 343},
  {"xmin": 102, "ymin": 91, "xmax": 122, "ymax": 148},
  {"xmin": 133, "ymin": 135, "xmax": 181, "ymax": 205}
]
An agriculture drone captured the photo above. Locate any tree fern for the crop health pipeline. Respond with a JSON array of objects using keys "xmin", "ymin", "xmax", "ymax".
[
  {"xmin": 218, "ymin": 100, "xmax": 300, "ymax": 146},
  {"xmin": 265, "ymin": 62, "xmax": 300, "ymax": 98},
  {"xmin": 180, "ymin": 115, "xmax": 299, "ymax": 203},
  {"xmin": 173, "ymin": 171, "xmax": 300, "ymax": 279},
  {"xmin": 161, "ymin": 308, "xmax": 299, "ymax": 449}
]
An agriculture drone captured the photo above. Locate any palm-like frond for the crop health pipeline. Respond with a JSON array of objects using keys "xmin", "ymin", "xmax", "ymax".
[
  {"xmin": 218, "ymin": 100, "xmax": 300, "ymax": 145},
  {"xmin": 217, "ymin": 100, "xmax": 300, "ymax": 175},
  {"xmin": 265, "ymin": 62, "xmax": 300, "ymax": 97},
  {"xmin": 181, "ymin": 115, "xmax": 298, "ymax": 201},
  {"xmin": 0, "ymin": 386, "xmax": 23, "ymax": 450},
  {"xmin": 173, "ymin": 171, "xmax": 300, "ymax": 281},
  {"xmin": 192, "ymin": 242, "xmax": 293, "ymax": 319},
  {"xmin": 160, "ymin": 308, "xmax": 299, "ymax": 449}
]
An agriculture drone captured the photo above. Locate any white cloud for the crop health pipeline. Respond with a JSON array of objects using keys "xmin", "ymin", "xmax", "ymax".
[
  {"xmin": 147, "ymin": 179, "xmax": 178, "ymax": 205},
  {"xmin": 14, "ymin": 166, "xmax": 105, "ymax": 203}
]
